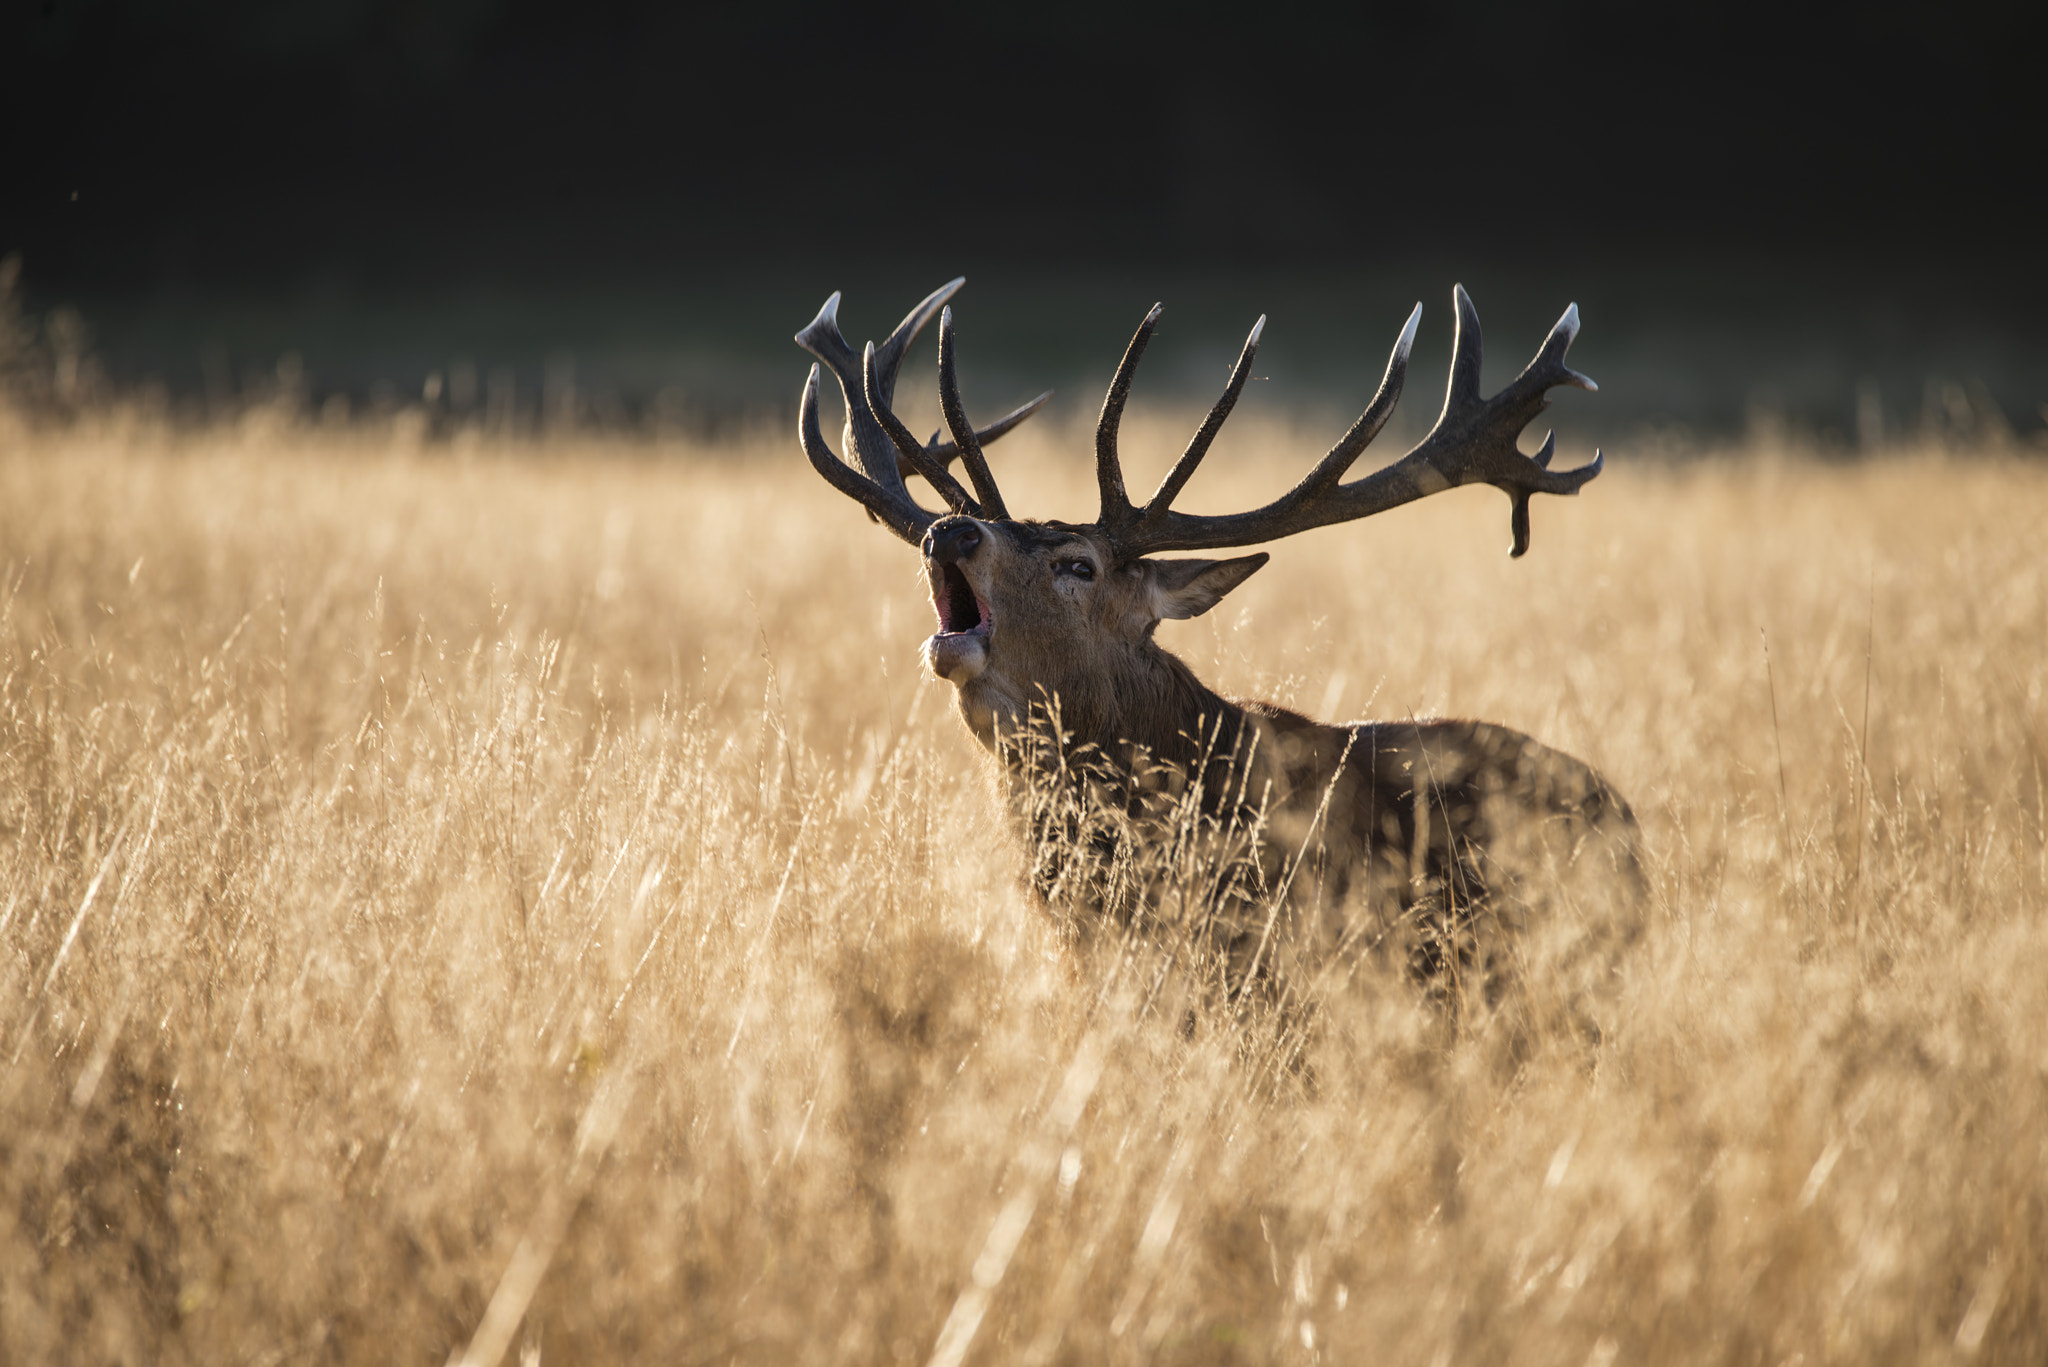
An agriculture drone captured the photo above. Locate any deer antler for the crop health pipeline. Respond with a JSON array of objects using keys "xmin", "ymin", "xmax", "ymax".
[
  {"xmin": 1094, "ymin": 285, "xmax": 1602, "ymax": 560},
  {"xmin": 796, "ymin": 281, "xmax": 1050, "ymax": 544}
]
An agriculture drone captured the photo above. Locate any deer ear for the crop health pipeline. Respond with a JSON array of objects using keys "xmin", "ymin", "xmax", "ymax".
[{"xmin": 1146, "ymin": 553, "xmax": 1270, "ymax": 621}]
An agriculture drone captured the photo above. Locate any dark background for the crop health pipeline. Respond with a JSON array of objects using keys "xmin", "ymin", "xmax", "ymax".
[{"xmin": 6, "ymin": 0, "xmax": 2045, "ymax": 439}]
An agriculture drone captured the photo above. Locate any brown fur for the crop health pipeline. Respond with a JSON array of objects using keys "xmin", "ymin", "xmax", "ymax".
[{"xmin": 924, "ymin": 515, "xmax": 1642, "ymax": 1014}]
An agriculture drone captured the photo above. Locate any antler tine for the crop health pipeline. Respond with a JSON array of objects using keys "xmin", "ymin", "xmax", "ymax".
[
  {"xmin": 1288, "ymin": 302, "xmax": 1421, "ymax": 496},
  {"xmin": 798, "ymin": 364, "xmax": 932, "ymax": 546},
  {"xmin": 1442, "ymin": 283, "xmax": 1487, "ymax": 416},
  {"xmin": 870, "ymin": 277, "xmax": 965, "ymax": 410},
  {"xmin": 1096, "ymin": 303, "xmax": 1163, "ymax": 531},
  {"xmin": 915, "ymin": 389, "xmax": 1054, "ymax": 476},
  {"xmin": 793, "ymin": 290, "xmax": 914, "ymax": 494},
  {"xmin": 936, "ymin": 307, "xmax": 1010, "ymax": 521},
  {"xmin": 1506, "ymin": 448, "xmax": 1601, "ymax": 557},
  {"xmin": 794, "ymin": 289, "xmax": 853, "ymax": 369},
  {"xmin": 1535, "ymin": 302, "xmax": 1599, "ymax": 392},
  {"xmin": 863, "ymin": 342, "xmax": 980, "ymax": 517},
  {"xmin": 1133, "ymin": 315, "xmax": 1265, "ymax": 533}
]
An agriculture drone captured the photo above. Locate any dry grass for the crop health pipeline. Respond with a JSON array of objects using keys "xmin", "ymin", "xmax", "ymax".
[{"xmin": 1, "ymin": 399, "xmax": 2044, "ymax": 1366}]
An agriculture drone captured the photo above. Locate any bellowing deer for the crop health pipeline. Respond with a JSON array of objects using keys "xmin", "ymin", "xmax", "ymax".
[{"xmin": 795, "ymin": 280, "xmax": 1640, "ymax": 1015}]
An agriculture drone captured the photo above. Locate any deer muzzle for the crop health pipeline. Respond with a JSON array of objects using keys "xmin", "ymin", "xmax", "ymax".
[{"xmin": 923, "ymin": 521, "xmax": 993, "ymax": 684}]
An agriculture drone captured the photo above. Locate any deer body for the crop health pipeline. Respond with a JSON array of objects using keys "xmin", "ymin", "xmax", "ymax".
[
  {"xmin": 795, "ymin": 280, "xmax": 1641, "ymax": 1005},
  {"xmin": 921, "ymin": 511, "xmax": 1638, "ymax": 996}
]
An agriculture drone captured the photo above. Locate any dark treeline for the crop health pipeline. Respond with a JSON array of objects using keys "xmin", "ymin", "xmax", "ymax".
[{"xmin": 4, "ymin": 0, "xmax": 2044, "ymax": 436}]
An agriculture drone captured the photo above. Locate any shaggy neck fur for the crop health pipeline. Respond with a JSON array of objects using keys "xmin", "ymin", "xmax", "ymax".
[{"xmin": 976, "ymin": 635, "xmax": 1254, "ymax": 784}]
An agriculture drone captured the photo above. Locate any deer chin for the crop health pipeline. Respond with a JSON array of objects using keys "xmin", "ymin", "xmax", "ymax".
[{"xmin": 925, "ymin": 625, "xmax": 991, "ymax": 684}]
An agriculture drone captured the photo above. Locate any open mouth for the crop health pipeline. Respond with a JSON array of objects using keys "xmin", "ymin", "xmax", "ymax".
[{"xmin": 928, "ymin": 560, "xmax": 992, "ymax": 638}]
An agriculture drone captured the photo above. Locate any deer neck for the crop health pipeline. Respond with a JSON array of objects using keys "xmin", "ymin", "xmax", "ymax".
[{"xmin": 974, "ymin": 638, "xmax": 1255, "ymax": 796}]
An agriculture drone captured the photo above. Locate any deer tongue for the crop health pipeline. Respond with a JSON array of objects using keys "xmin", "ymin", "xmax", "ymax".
[{"xmin": 928, "ymin": 562, "xmax": 988, "ymax": 635}]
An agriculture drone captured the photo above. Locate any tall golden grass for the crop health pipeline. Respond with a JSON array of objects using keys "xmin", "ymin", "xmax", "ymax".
[{"xmin": 1, "ymin": 401, "xmax": 2043, "ymax": 1365}]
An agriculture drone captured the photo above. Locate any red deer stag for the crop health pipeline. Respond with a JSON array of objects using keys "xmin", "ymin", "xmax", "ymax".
[{"xmin": 796, "ymin": 279, "xmax": 1640, "ymax": 1016}]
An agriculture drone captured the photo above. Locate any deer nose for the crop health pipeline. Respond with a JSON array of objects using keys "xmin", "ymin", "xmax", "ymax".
[{"xmin": 924, "ymin": 517, "xmax": 983, "ymax": 565}]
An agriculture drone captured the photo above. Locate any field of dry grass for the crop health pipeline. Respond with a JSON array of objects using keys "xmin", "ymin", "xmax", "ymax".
[{"xmin": 1, "ymin": 396, "xmax": 2044, "ymax": 1365}]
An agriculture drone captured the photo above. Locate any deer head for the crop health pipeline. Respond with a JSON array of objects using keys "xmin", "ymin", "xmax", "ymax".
[{"xmin": 794, "ymin": 280, "xmax": 1602, "ymax": 747}]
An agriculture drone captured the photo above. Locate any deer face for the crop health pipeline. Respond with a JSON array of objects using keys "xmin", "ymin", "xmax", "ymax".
[{"xmin": 920, "ymin": 513, "xmax": 1268, "ymax": 741}]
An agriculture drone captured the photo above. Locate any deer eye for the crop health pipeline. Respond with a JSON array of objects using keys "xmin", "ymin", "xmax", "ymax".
[{"xmin": 1057, "ymin": 559, "xmax": 1096, "ymax": 581}]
